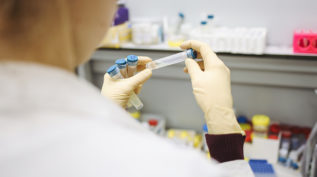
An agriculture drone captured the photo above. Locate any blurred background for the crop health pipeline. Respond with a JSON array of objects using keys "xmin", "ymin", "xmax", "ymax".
[
  {"xmin": 77, "ymin": 1, "xmax": 317, "ymax": 176},
  {"xmin": 126, "ymin": 0, "xmax": 317, "ymax": 46}
]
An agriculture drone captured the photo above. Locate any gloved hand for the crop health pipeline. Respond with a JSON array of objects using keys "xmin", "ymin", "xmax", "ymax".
[
  {"xmin": 101, "ymin": 56, "xmax": 152, "ymax": 108},
  {"xmin": 181, "ymin": 40, "xmax": 242, "ymax": 135}
]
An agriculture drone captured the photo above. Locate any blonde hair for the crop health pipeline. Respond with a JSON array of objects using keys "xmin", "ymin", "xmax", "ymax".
[
  {"xmin": 1, "ymin": 0, "xmax": 63, "ymax": 40},
  {"xmin": 0, "ymin": 0, "xmax": 76, "ymax": 70}
]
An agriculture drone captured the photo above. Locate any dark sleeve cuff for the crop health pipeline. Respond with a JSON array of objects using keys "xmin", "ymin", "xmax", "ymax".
[{"xmin": 205, "ymin": 133, "xmax": 245, "ymax": 163}]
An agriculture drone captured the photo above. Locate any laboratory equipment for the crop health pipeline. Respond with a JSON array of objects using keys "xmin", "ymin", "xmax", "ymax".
[
  {"xmin": 148, "ymin": 119, "xmax": 158, "ymax": 131},
  {"xmin": 200, "ymin": 21, "xmax": 208, "ymax": 34},
  {"xmin": 107, "ymin": 65, "xmax": 144, "ymax": 110},
  {"xmin": 237, "ymin": 115, "xmax": 252, "ymax": 142},
  {"xmin": 293, "ymin": 30, "xmax": 317, "ymax": 54},
  {"xmin": 100, "ymin": 22, "xmax": 131, "ymax": 48},
  {"xmin": 166, "ymin": 129, "xmax": 198, "ymax": 148},
  {"xmin": 252, "ymin": 114, "xmax": 270, "ymax": 138},
  {"xmin": 174, "ymin": 12, "xmax": 185, "ymax": 35},
  {"xmin": 116, "ymin": 58, "xmax": 135, "ymax": 108},
  {"xmin": 131, "ymin": 18, "xmax": 163, "ymax": 45},
  {"xmin": 127, "ymin": 55, "xmax": 138, "ymax": 77},
  {"xmin": 166, "ymin": 13, "xmax": 187, "ymax": 47},
  {"xmin": 141, "ymin": 113, "xmax": 166, "ymax": 136},
  {"xmin": 115, "ymin": 58, "xmax": 128, "ymax": 78},
  {"xmin": 129, "ymin": 110, "xmax": 141, "ymax": 121},
  {"xmin": 207, "ymin": 14, "xmax": 216, "ymax": 33},
  {"xmin": 279, "ymin": 131, "xmax": 292, "ymax": 164},
  {"xmin": 249, "ymin": 159, "xmax": 276, "ymax": 177},
  {"xmin": 207, "ymin": 14, "xmax": 214, "ymax": 27},
  {"xmin": 126, "ymin": 55, "xmax": 144, "ymax": 109},
  {"xmin": 113, "ymin": 0, "xmax": 129, "ymax": 26},
  {"xmin": 311, "ymin": 145, "xmax": 317, "ymax": 177},
  {"xmin": 202, "ymin": 124, "xmax": 209, "ymax": 152},
  {"xmin": 189, "ymin": 26, "xmax": 267, "ymax": 54},
  {"xmin": 268, "ymin": 123, "xmax": 280, "ymax": 140},
  {"xmin": 302, "ymin": 123, "xmax": 317, "ymax": 177},
  {"xmin": 146, "ymin": 49, "xmax": 197, "ymax": 70}
]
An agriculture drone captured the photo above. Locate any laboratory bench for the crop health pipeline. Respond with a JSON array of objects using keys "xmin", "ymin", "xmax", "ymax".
[{"xmin": 78, "ymin": 45, "xmax": 317, "ymax": 132}]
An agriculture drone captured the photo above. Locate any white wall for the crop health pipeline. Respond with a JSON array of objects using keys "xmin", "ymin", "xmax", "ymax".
[{"xmin": 125, "ymin": 0, "xmax": 317, "ymax": 46}]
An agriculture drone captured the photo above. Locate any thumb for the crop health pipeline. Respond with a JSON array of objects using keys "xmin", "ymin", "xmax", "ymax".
[
  {"xmin": 126, "ymin": 69, "xmax": 152, "ymax": 88},
  {"xmin": 185, "ymin": 59, "xmax": 201, "ymax": 78}
]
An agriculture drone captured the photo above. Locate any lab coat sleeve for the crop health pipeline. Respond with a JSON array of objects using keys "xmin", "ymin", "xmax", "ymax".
[
  {"xmin": 205, "ymin": 132, "xmax": 254, "ymax": 176},
  {"xmin": 218, "ymin": 160, "xmax": 255, "ymax": 177},
  {"xmin": 205, "ymin": 133, "xmax": 245, "ymax": 162}
]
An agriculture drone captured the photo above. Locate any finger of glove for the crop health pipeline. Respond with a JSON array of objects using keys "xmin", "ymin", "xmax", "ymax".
[
  {"xmin": 126, "ymin": 69, "xmax": 152, "ymax": 89},
  {"xmin": 137, "ymin": 56, "xmax": 152, "ymax": 71},
  {"xmin": 104, "ymin": 73, "xmax": 117, "ymax": 82},
  {"xmin": 134, "ymin": 84, "xmax": 143, "ymax": 94},
  {"xmin": 184, "ymin": 61, "xmax": 204, "ymax": 73},
  {"xmin": 180, "ymin": 40, "xmax": 222, "ymax": 70},
  {"xmin": 185, "ymin": 59, "xmax": 201, "ymax": 80}
]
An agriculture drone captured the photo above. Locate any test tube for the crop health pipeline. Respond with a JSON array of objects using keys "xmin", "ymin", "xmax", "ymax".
[
  {"xmin": 146, "ymin": 49, "xmax": 197, "ymax": 70},
  {"xmin": 115, "ymin": 58, "xmax": 128, "ymax": 78},
  {"xmin": 115, "ymin": 58, "xmax": 133, "ymax": 108},
  {"xmin": 107, "ymin": 65, "xmax": 144, "ymax": 110},
  {"xmin": 175, "ymin": 12, "xmax": 185, "ymax": 35},
  {"xmin": 126, "ymin": 55, "xmax": 143, "ymax": 109},
  {"xmin": 127, "ymin": 55, "xmax": 138, "ymax": 77}
]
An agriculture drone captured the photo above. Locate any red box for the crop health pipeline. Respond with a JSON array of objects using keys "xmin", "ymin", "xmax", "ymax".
[{"xmin": 293, "ymin": 30, "xmax": 317, "ymax": 54}]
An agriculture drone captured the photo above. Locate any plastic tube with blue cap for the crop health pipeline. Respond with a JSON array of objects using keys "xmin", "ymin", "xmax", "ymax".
[
  {"xmin": 146, "ymin": 49, "xmax": 198, "ymax": 70},
  {"xmin": 107, "ymin": 65, "xmax": 144, "ymax": 110},
  {"xmin": 127, "ymin": 55, "xmax": 138, "ymax": 77},
  {"xmin": 115, "ymin": 58, "xmax": 133, "ymax": 108},
  {"xmin": 175, "ymin": 12, "xmax": 185, "ymax": 35},
  {"xmin": 115, "ymin": 58, "xmax": 128, "ymax": 78}
]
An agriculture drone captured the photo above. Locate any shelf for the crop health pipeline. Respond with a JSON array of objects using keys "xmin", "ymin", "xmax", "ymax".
[
  {"xmin": 264, "ymin": 46, "xmax": 317, "ymax": 57},
  {"xmin": 98, "ymin": 42, "xmax": 317, "ymax": 58}
]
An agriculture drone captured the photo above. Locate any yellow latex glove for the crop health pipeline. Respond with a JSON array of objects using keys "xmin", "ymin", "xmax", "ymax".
[
  {"xmin": 181, "ymin": 40, "xmax": 242, "ymax": 135},
  {"xmin": 101, "ymin": 56, "xmax": 152, "ymax": 108}
]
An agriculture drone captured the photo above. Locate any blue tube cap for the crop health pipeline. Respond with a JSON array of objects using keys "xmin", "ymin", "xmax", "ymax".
[
  {"xmin": 200, "ymin": 21, "xmax": 207, "ymax": 25},
  {"xmin": 202, "ymin": 123, "xmax": 208, "ymax": 132},
  {"xmin": 186, "ymin": 49, "xmax": 197, "ymax": 59},
  {"xmin": 107, "ymin": 65, "xmax": 120, "ymax": 77},
  {"xmin": 178, "ymin": 12, "xmax": 185, "ymax": 19},
  {"xmin": 127, "ymin": 55, "xmax": 138, "ymax": 66},
  {"xmin": 207, "ymin": 14, "xmax": 214, "ymax": 19},
  {"xmin": 237, "ymin": 116, "xmax": 248, "ymax": 124},
  {"xmin": 115, "ymin": 58, "xmax": 127, "ymax": 69}
]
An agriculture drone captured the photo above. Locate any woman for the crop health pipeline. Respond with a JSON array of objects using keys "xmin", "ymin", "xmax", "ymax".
[{"xmin": 0, "ymin": 0, "xmax": 252, "ymax": 176}]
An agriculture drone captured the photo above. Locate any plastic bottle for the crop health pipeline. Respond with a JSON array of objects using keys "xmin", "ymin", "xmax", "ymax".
[
  {"xmin": 167, "ymin": 130, "xmax": 175, "ymax": 139},
  {"xmin": 268, "ymin": 123, "xmax": 280, "ymax": 140},
  {"xmin": 180, "ymin": 131, "xmax": 190, "ymax": 146},
  {"xmin": 202, "ymin": 124, "xmax": 209, "ymax": 152},
  {"xmin": 127, "ymin": 55, "xmax": 138, "ymax": 77},
  {"xmin": 279, "ymin": 131, "xmax": 292, "ymax": 164},
  {"xmin": 174, "ymin": 12, "xmax": 185, "ymax": 35},
  {"xmin": 200, "ymin": 21, "xmax": 208, "ymax": 34},
  {"xmin": 129, "ymin": 111, "xmax": 141, "ymax": 121},
  {"xmin": 281, "ymin": 131, "xmax": 292, "ymax": 150},
  {"xmin": 252, "ymin": 114, "xmax": 270, "ymax": 138},
  {"xmin": 113, "ymin": 0, "xmax": 129, "ymax": 26},
  {"xmin": 237, "ymin": 115, "xmax": 252, "ymax": 142},
  {"xmin": 148, "ymin": 119, "xmax": 158, "ymax": 131},
  {"xmin": 207, "ymin": 14, "xmax": 214, "ymax": 32},
  {"xmin": 115, "ymin": 58, "xmax": 128, "ymax": 78}
]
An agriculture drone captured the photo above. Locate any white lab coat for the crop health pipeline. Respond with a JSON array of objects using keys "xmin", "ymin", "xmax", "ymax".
[{"xmin": 0, "ymin": 62, "xmax": 254, "ymax": 177}]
